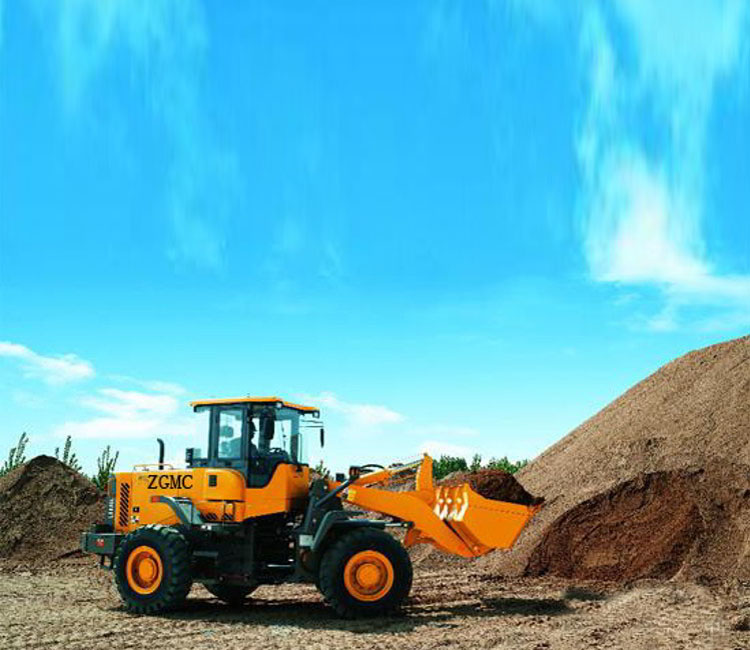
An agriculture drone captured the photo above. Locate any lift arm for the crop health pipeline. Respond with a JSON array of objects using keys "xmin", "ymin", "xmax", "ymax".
[{"xmin": 337, "ymin": 455, "xmax": 541, "ymax": 558}]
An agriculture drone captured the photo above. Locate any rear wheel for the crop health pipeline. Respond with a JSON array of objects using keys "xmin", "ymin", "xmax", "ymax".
[
  {"xmin": 113, "ymin": 525, "xmax": 192, "ymax": 614},
  {"xmin": 318, "ymin": 528, "xmax": 412, "ymax": 618},
  {"xmin": 205, "ymin": 583, "xmax": 258, "ymax": 605}
]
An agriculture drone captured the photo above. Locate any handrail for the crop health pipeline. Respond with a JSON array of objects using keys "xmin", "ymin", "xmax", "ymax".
[{"xmin": 133, "ymin": 463, "xmax": 177, "ymax": 471}]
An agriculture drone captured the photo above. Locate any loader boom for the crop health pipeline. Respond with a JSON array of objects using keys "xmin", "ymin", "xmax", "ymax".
[{"xmin": 340, "ymin": 455, "xmax": 541, "ymax": 557}]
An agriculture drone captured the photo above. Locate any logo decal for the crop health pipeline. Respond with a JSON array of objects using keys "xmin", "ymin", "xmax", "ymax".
[{"xmin": 145, "ymin": 474, "xmax": 193, "ymax": 490}]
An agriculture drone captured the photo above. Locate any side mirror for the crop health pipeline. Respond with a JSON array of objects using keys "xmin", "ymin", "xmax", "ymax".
[
  {"xmin": 185, "ymin": 447, "xmax": 194, "ymax": 465},
  {"xmin": 320, "ymin": 427, "xmax": 325, "ymax": 448}
]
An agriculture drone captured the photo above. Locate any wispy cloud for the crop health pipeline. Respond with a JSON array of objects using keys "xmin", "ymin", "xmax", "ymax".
[
  {"xmin": 302, "ymin": 392, "xmax": 404, "ymax": 428},
  {"xmin": 56, "ymin": 386, "xmax": 193, "ymax": 440},
  {"xmin": 418, "ymin": 440, "xmax": 474, "ymax": 460},
  {"xmin": 414, "ymin": 424, "xmax": 481, "ymax": 462},
  {"xmin": 577, "ymin": 1, "xmax": 750, "ymax": 329},
  {"xmin": 0, "ymin": 341, "xmax": 94, "ymax": 384},
  {"xmin": 80, "ymin": 388, "xmax": 178, "ymax": 419},
  {"xmin": 46, "ymin": 0, "xmax": 239, "ymax": 270},
  {"xmin": 109, "ymin": 374, "xmax": 186, "ymax": 396}
]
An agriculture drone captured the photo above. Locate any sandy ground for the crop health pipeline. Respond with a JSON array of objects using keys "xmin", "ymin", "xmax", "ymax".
[{"xmin": 1, "ymin": 562, "xmax": 748, "ymax": 650}]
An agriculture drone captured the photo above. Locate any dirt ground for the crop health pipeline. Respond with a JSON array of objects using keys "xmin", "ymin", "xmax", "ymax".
[{"xmin": 1, "ymin": 562, "xmax": 748, "ymax": 650}]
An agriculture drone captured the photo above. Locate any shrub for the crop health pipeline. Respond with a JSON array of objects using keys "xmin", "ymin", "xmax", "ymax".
[
  {"xmin": 91, "ymin": 445, "xmax": 119, "ymax": 490},
  {"xmin": 432, "ymin": 455, "xmax": 468, "ymax": 480},
  {"xmin": 432, "ymin": 453, "xmax": 528, "ymax": 480},
  {"xmin": 486, "ymin": 455, "xmax": 528, "ymax": 475},
  {"xmin": 0, "ymin": 432, "xmax": 28, "ymax": 478},
  {"xmin": 55, "ymin": 435, "xmax": 82, "ymax": 473},
  {"xmin": 312, "ymin": 459, "xmax": 331, "ymax": 480}
]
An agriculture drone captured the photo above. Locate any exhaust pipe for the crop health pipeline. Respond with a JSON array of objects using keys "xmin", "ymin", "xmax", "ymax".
[{"xmin": 157, "ymin": 438, "xmax": 165, "ymax": 469}]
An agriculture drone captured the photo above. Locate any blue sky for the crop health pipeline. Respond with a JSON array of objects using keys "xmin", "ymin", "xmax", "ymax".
[{"xmin": 1, "ymin": 1, "xmax": 749, "ymax": 475}]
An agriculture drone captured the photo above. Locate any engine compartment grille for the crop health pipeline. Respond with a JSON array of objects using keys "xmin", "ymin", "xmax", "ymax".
[{"xmin": 118, "ymin": 483, "xmax": 130, "ymax": 528}]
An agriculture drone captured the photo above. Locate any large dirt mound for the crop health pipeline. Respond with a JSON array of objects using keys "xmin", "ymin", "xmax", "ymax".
[
  {"xmin": 481, "ymin": 334, "xmax": 750, "ymax": 581},
  {"xmin": 526, "ymin": 471, "xmax": 705, "ymax": 580},
  {"xmin": 0, "ymin": 455, "xmax": 104, "ymax": 565}
]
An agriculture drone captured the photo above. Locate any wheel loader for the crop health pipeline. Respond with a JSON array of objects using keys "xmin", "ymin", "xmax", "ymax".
[{"xmin": 81, "ymin": 396, "xmax": 540, "ymax": 617}]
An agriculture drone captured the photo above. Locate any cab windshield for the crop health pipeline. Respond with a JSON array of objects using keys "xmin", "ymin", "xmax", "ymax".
[{"xmin": 249, "ymin": 406, "xmax": 309, "ymax": 465}]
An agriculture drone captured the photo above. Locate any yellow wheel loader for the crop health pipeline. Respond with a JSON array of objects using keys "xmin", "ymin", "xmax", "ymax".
[{"xmin": 81, "ymin": 396, "xmax": 540, "ymax": 617}]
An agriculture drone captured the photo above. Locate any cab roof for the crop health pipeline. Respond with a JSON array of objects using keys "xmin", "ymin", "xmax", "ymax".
[{"xmin": 189, "ymin": 396, "xmax": 319, "ymax": 414}]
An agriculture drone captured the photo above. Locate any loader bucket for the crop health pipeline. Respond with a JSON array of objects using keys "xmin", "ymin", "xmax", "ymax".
[
  {"xmin": 344, "ymin": 455, "xmax": 542, "ymax": 558},
  {"xmin": 434, "ymin": 484, "xmax": 542, "ymax": 556}
]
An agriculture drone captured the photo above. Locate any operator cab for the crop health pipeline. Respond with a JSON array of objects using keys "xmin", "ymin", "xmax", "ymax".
[{"xmin": 186, "ymin": 396, "xmax": 321, "ymax": 487}]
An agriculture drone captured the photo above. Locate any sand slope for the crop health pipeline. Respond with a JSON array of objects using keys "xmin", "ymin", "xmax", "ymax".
[{"xmin": 484, "ymin": 334, "xmax": 750, "ymax": 580}]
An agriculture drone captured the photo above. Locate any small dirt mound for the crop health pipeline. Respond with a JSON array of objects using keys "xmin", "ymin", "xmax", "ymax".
[
  {"xmin": 443, "ymin": 469, "xmax": 543, "ymax": 506},
  {"xmin": 0, "ymin": 455, "xmax": 104, "ymax": 566},
  {"xmin": 526, "ymin": 472, "xmax": 704, "ymax": 581}
]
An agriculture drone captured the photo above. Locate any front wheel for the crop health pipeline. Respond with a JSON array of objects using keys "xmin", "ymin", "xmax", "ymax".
[
  {"xmin": 318, "ymin": 528, "xmax": 413, "ymax": 618},
  {"xmin": 113, "ymin": 525, "xmax": 193, "ymax": 614}
]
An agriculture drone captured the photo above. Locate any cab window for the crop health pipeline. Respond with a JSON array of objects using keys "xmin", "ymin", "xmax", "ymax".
[{"xmin": 218, "ymin": 408, "xmax": 243, "ymax": 459}]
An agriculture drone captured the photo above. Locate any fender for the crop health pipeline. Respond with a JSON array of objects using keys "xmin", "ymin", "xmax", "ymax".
[
  {"xmin": 309, "ymin": 511, "xmax": 388, "ymax": 553},
  {"xmin": 155, "ymin": 496, "xmax": 205, "ymax": 526}
]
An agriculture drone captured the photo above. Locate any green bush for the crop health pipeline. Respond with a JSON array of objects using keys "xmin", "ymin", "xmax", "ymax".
[
  {"xmin": 312, "ymin": 459, "xmax": 331, "ymax": 479},
  {"xmin": 55, "ymin": 435, "xmax": 82, "ymax": 473},
  {"xmin": 432, "ymin": 455, "xmax": 468, "ymax": 480},
  {"xmin": 486, "ymin": 455, "xmax": 528, "ymax": 475},
  {"xmin": 432, "ymin": 452, "xmax": 528, "ymax": 480},
  {"xmin": 0, "ymin": 432, "xmax": 28, "ymax": 478},
  {"xmin": 91, "ymin": 445, "xmax": 119, "ymax": 490}
]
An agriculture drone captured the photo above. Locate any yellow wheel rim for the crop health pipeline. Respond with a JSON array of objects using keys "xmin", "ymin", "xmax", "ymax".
[
  {"xmin": 343, "ymin": 550, "xmax": 394, "ymax": 602},
  {"xmin": 126, "ymin": 545, "xmax": 164, "ymax": 595}
]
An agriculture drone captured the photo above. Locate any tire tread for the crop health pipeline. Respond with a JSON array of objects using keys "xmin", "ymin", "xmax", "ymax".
[
  {"xmin": 113, "ymin": 524, "xmax": 192, "ymax": 614},
  {"xmin": 318, "ymin": 528, "xmax": 412, "ymax": 618}
]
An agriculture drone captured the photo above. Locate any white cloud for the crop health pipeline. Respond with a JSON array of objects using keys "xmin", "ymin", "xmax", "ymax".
[
  {"xmin": 583, "ymin": 151, "xmax": 709, "ymax": 286},
  {"xmin": 418, "ymin": 440, "xmax": 474, "ymax": 460},
  {"xmin": 302, "ymin": 392, "xmax": 404, "ymax": 427},
  {"xmin": 577, "ymin": 2, "xmax": 750, "ymax": 329},
  {"xmin": 0, "ymin": 341, "xmax": 95, "ymax": 384},
  {"xmin": 56, "ymin": 416, "xmax": 163, "ymax": 440},
  {"xmin": 56, "ymin": 386, "xmax": 196, "ymax": 440},
  {"xmin": 43, "ymin": 0, "xmax": 239, "ymax": 270},
  {"xmin": 80, "ymin": 388, "xmax": 178, "ymax": 419},
  {"xmin": 109, "ymin": 374, "xmax": 186, "ymax": 396}
]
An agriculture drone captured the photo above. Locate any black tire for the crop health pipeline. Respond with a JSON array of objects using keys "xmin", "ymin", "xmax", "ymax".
[
  {"xmin": 205, "ymin": 583, "xmax": 258, "ymax": 605},
  {"xmin": 113, "ymin": 524, "xmax": 193, "ymax": 614},
  {"xmin": 318, "ymin": 528, "xmax": 413, "ymax": 618}
]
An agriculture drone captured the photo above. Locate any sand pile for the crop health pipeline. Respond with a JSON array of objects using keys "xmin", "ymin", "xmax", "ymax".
[
  {"xmin": 481, "ymin": 334, "xmax": 750, "ymax": 582},
  {"xmin": 0, "ymin": 455, "xmax": 104, "ymax": 566},
  {"xmin": 526, "ymin": 471, "xmax": 705, "ymax": 580}
]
